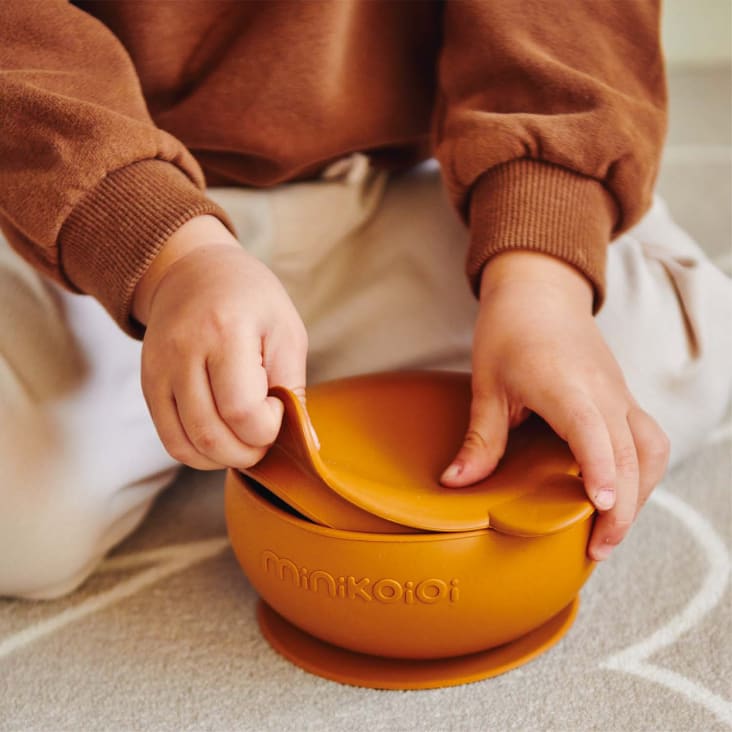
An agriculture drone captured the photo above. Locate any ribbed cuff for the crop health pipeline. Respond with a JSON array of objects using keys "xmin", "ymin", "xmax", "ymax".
[
  {"xmin": 467, "ymin": 159, "xmax": 617, "ymax": 313},
  {"xmin": 59, "ymin": 159, "xmax": 235, "ymax": 337}
]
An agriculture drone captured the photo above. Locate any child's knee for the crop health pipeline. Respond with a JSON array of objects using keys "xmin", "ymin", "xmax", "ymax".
[
  {"xmin": 0, "ymin": 460, "xmax": 107, "ymax": 599},
  {"xmin": 0, "ymin": 518, "xmax": 103, "ymax": 600},
  {"xmin": 1, "ymin": 411, "xmax": 113, "ymax": 599},
  {"xmin": 0, "ymin": 412, "xmax": 175, "ymax": 599}
]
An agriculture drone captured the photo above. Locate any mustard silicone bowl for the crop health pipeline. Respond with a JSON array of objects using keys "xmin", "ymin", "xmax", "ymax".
[
  {"xmin": 225, "ymin": 371, "xmax": 597, "ymax": 689},
  {"xmin": 225, "ymin": 469, "xmax": 596, "ymax": 689}
]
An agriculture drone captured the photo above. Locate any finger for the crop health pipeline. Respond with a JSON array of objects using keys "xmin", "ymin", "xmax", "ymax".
[
  {"xmin": 144, "ymin": 385, "xmax": 222, "ymax": 470},
  {"xmin": 141, "ymin": 349, "xmax": 221, "ymax": 469},
  {"xmin": 266, "ymin": 324, "xmax": 308, "ymax": 397},
  {"xmin": 534, "ymin": 392, "xmax": 617, "ymax": 512},
  {"xmin": 628, "ymin": 406, "xmax": 670, "ymax": 518},
  {"xmin": 207, "ymin": 337, "xmax": 285, "ymax": 447},
  {"xmin": 174, "ymin": 363, "xmax": 268, "ymax": 469},
  {"xmin": 266, "ymin": 324, "xmax": 314, "ymax": 442},
  {"xmin": 588, "ymin": 416, "xmax": 640, "ymax": 561},
  {"xmin": 441, "ymin": 389, "xmax": 509, "ymax": 487}
]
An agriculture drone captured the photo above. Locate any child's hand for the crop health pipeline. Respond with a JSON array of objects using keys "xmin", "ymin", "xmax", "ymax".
[
  {"xmin": 133, "ymin": 216, "xmax": 308, "ymax": 470},
  {"xmin": 441, "ymin": 251, "xmax": 670, "ymax": 561}
]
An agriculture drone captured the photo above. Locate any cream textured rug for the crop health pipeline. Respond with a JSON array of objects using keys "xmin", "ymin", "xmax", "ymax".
[
  {"xmin": 1, "ymin": 428, "xmax": 730, "ymax": 731},
  {"xmin": 1, "ymin": 67, "xmax": 730, "ymax": 732}
]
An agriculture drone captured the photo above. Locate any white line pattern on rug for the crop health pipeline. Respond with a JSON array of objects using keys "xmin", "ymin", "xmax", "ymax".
[
  {"xmin": 0, "ymin": 537, "xmax": 229, "ymax": 661},
  {"xmin": 600, "ymin": 488, "xmax": 732, "ymax": 727}
]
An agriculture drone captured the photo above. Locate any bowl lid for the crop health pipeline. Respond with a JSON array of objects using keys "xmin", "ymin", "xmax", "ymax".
[{"xmin": 244, "ymin": 371, "xmax": 594, "ymax": 535}]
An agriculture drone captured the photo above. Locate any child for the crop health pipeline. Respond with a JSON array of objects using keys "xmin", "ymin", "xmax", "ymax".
[{"xmin": 1, "ymin": 1, "xmax": 730, "ymax": 598}]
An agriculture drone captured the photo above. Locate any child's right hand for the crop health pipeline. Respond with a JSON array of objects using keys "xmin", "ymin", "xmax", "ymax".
[{"xmin": 133, "ymin": 216, "xmax": 308, "ymax": 470}]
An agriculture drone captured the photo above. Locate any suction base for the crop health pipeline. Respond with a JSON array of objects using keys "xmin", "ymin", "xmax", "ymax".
[{"xmin": 257, "ymin": 597, "xmax": 579, "ymax": 690}]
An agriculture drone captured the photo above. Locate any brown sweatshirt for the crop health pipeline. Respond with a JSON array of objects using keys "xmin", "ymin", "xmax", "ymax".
[{"xmin": 0, "ymin": 0, "xmax": 666, "ymax": 335}]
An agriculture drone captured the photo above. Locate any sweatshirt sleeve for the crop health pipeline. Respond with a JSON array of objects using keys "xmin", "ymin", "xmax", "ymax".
[
  {"xmin": 0, "ymin": 0, "xmax": 234, "ymax": 336},
  {"xmin": 433, "ymin": 0, "xmax": 667, "ymax": 311}
]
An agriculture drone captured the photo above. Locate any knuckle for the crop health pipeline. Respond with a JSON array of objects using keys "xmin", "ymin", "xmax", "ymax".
[
  {"xmin": 202, "ymin": 307, "xmax": 234, "ymax": 338},
  {"xmin": 611, "ymin": 515, "xmax": 634, "ymax": 531},
  {"xmin": 220, "ymin": 401, "xmax": 256, "ymax": 427},
  {"xmin": 600, "ymin": 534, "xmax": 624, "ymax": 550},
  {"xmin": 567, "ymin": 402, "xmax": 600, "ymax": 431},
  {"xmin": 160, "ymin": 326, "xmax": 192, "ymax": 355},
  {"xmin": 605, "ymin": 515, "xmax": 634, "ymax": 538},
  {"xmin": 211, "ymin": 303, "xmax": 235, "ymax": 331},
  {"xmin": 471, "ymin": 381, "xmax": 497, "ymax": 404},
  {"xmin": 585, "ymin": 370, "xmax": 615, "ymax": 395},
  {"xmin": 157, "ymin": 426, "xmax": 186, "ymax": 459},
  {"xmin": 463, "ymin": 429, "xmax": 489, "ymax": 450},
  {"xmin": 614, "ymin": 443, "xmax": 638, "ymax": 473},
  {"xmin": 189, "ymin": 427, "xmax": 219, "ymax": 453},
  {"xmin": 222, "ymin": 404, "xmax": 279, "ymax": 447},
  {"xmin": 649, "ymin": 430, "xmax": 671, "ymax": 465},
  {"xmin": 164, "ymin": 440, "xmax": 193, "ymax": 465}
]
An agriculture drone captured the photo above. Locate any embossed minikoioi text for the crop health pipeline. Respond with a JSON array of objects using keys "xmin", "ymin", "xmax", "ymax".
[{"xmin": 261, "ymin": 550, "xmax": 460, "ymax": 604}]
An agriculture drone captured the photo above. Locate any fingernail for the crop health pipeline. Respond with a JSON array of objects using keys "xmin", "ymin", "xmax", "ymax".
[
  {"xmin": 594, "ymin": 488, "xmax": 615, "ymax": 511},
  {"xmin": 441, "ymin": 462, "xmax": 464, "ymax": 483},
  {"xmin": 309, "ymin": 423, "xmax": 321, "ymax": 451}
]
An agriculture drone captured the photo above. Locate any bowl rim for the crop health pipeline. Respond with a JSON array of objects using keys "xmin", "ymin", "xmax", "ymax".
[{"xmin": 229, "ymin": 470, "xmax": 522, "ymax": 545}]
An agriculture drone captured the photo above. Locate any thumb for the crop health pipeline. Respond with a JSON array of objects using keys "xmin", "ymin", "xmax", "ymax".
[{"xmin": 441, "ymin": 392, "xmax": 509, "ymax": 488}]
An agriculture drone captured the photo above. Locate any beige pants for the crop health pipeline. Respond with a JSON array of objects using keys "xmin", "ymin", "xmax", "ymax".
[{"xmin": 1, "ymin": 157, "xmax": 730, "ymax": 599}]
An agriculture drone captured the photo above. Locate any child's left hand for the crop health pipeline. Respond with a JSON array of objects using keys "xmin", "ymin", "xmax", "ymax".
[{"xmin": 441, "ymin": 250, "xmax": 670, "ymax": 561}]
